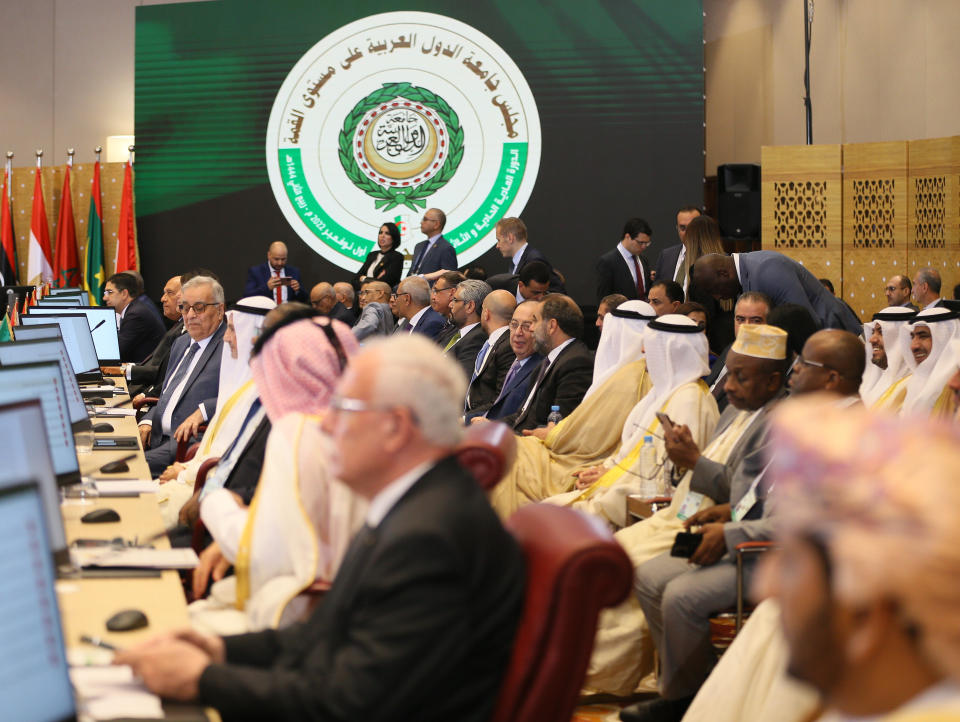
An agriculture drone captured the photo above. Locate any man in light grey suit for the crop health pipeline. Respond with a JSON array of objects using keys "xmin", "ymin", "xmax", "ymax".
[
  {"xmin": 353, "ymin": 280, "xmax": 395, "ymax": 341},
  {"xmin": 621, "ymin": 324, "xmax": 790, "ymax": 722},
  {"xmin": 692, "ymin": 251, "xmax": 862, "ymax": 334},
  {"xmin": 138, "ymin": 276, "xmax": 226, "ymax": 476}
]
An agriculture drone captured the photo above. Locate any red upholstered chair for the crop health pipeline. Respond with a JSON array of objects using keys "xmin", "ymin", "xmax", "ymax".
[
  {"xmin": 190, "ymin": 456, "xmax": 221, "ymax": 555},
  {"xmin": 455, "ymin": 421, "xmax": 516, "ymax": 490},
  {"xmin": 491, "ymin": 505, "xmax": 633, "ymax": 722}
]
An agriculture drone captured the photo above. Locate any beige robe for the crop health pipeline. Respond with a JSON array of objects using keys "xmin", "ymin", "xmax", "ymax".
[
  {"xmin": 489, "ymin": 360, "xmax": 650, "ymax": 518},
  {"xmin": 870, "ymin": 374, "xmax": 910, "ymax": 413}
]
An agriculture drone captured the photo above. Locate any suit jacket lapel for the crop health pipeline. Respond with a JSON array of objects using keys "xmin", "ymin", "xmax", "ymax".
[{"xmin": 178, "ymin": 322, "xmax": 224, "ymax": 397}]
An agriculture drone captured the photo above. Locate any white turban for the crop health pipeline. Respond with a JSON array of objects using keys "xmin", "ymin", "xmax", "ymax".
[
  {"xmin": 584, "ymin": 300, "xmax": 655, "ymax": 400},
  {"xmin": 900, "ymin": 307, "xmax": 960, "ymax": 416},
  {"xmin": 217, "ymin": 296, "xmax": 276, "ymax": 408},
  {"xmin": 859, "ymin": 306, "xmax": 915, "ymax": 407}
]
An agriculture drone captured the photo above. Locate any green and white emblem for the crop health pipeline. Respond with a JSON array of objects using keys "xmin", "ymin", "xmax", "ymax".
[{"xmin": 266, "ymin": 11, "xmax": 541, "ymax": 271}]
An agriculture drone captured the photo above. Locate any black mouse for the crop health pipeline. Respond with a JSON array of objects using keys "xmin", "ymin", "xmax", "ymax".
[
  {"xmin": 106, "ymin": 609, "xmax": 149, "ymax": 632},
  {"xmin": 99, "ymin": 459, "xmax": 129, "ymax": 474},
  {"xmin": 81, "ymin": 508, "xmax": 121, "ymax": 524},
  {"xmin": 92, "ymin": 422, "xmax": 114, "ymax": 433}
]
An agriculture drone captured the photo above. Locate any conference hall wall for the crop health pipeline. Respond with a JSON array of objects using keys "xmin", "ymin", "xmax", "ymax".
[{"xmin": 135, "ymin": 0, "xmax": 704, "ymax": 305}]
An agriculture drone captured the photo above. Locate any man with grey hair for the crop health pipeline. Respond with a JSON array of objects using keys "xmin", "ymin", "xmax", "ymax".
[
  {"xmin": 444, "ymin": 279, "xmax": 492, "ymax": 378},
  {"xmin": 116, "ymin": 334, "xmax": 525, "ymax": 722},
  {"xmin": 333, "ymin": 281, "xmax": 359, "ymax": 322},
  {"xmin": 913, "ymin": 266, "xmax": 944, "ymax": 309},
  {"xmin": 390, "ymin": 276, "xmax": 446, "ymax": 339},
  {"xmin": 310, "ymin": 282, "xmax": 354, "ymax": 326},
  {"xmin": 138, "ymin": 275, "xmax": 227, "ymax": 475},
  {"xmin": 353, "ymin": 280, "xmax": 395, "ymax": 341}
]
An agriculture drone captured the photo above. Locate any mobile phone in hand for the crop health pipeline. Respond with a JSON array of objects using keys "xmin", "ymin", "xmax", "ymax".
[
  {"xmin": 670, "ymin": 531, "xmax": 703, "ymax": 558},
  {"xmin": 656, "ymin": 411, "xmax": 675, "ymax": 433}
]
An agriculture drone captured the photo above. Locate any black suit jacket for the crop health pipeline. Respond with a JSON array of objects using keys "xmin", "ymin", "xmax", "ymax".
[
  {"xmin": 130, "ymin": 319, "xmax": 184, "ymax": 394},
  {"xmin": 352, "ymin": 249, "xmax": 404, "ymax": 290},
  {"xmin": 653, "ymin": 244, "xmax": 683, "ymax": 284},
  {"xmin": 445, "ymin": 324, "xmax": 488, "ymax": 380},
  {"xmin": 465, "ymin": 330, "xmax": 515, "ymax": 414},
  {"xmin": 222, "ymin": 416, "xmax": 272, "ymax": 505},
  {"xmin": 481, "ymin": 352, "xmax": 543, "ymax": 422},
  {"xmin": 512, "ymin": 244, "xmax": 565, "ymax": 293},
  {"xmin": 244, "ymin": 263, "xmax": 308, "ymax": 303},
  {"xmin": 502, "ymin": 339, "xmax": 594, "ymax": 431},
  {"xmin": 324, "ymin": 302, "xmax": 356, "ymax": 327},
  {"xmin": 198, "ymin": 456, "xmax": 525, "ymax": 722},
  {"xmin": 595, "ymin": 247, "xmax": 651, "ymax": 301},
  {"xmin": 407, "ymin": 236, "xmax": 458, "ymax": 276},
  {"xmin": 118, "ymin": 296, "xmax": 167, "ymax": 364}
]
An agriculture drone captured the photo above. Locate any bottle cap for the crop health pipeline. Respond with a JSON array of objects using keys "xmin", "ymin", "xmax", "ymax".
[
  {"xmin": 644, "ymin": 435, "xmax": 653, "ymax": 443},
  {"xmin": 550, "ymin": 405, "xmax": 559, "ymax": 411}
]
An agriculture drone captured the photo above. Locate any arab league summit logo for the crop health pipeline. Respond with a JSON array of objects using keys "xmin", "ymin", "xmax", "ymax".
[{"xmin": 266, "ymin": 11, "xmax": 541, "ymax": 271}]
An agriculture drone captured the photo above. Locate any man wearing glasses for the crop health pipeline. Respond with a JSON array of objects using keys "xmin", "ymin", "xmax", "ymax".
[
  {"xmin": 103, "ymin": 271, "xmax": 167, "ymax": 363},
  {"xmin": 138, "ymin": 275, "xmax": 227, "ymax": 475},
  {"xmin": 595, "ymin": 217, "xmax": 654, "ymax": 302},
  {"xmin": 390, "ymin": 277, "xmax": 447, "ymax": 340},
  {"xmin": 352, "ymin": 280, "xmax": 395, "ymax": 341},
  {"xmin": 787, "ymin": 328, "xmax": 865, "ymax": 403},
  {"xmin": 406, "ymin": 208, "xmax": 458, "ymax": 280}
]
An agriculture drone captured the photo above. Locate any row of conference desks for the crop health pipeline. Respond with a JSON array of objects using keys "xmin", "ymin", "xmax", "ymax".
[{"xmin": 59, "ymin": 376, "xmax": 213, "ymax": 720}]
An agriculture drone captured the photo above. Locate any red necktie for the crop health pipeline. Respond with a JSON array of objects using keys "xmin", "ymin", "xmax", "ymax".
[
  {"xmin": 632, "ymin": 256, "xmax": 646, "ymax": 300},
  {"xmin": 274, "ymin": 270, "xmax": 282, "ymax": 304}
]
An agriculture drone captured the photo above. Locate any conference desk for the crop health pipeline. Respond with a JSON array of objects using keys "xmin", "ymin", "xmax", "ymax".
[{"xmin": 57, "ymin": 376, "xmax": 213, "ymax": 720}]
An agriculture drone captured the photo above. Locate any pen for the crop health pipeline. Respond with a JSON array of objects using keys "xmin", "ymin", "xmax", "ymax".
[{"xmin": 80, "ymin": 634, "xmax": 119, "ymax": 651}]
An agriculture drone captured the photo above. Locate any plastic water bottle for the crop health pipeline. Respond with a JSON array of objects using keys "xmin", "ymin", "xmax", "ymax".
[
  {"xmin": 639, "ymin": 435, "xmax": 658, "ymax": 497},
  {"xmin": 547, "ymin": 405, "xmax": 563, "ymax": 425}
]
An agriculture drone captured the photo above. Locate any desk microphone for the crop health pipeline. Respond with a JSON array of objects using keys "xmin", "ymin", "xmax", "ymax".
[{"xmin": 90, "ymin": 319, "xmax": 106, "ymax": 332}]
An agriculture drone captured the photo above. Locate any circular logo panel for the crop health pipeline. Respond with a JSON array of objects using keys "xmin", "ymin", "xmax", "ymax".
[{"xmin": 266, "ymin": 11, "xmax": 541, "ymax": 271}]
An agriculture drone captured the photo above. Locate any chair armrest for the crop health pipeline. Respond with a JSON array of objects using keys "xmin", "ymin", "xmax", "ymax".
[
  {"xmin": 735, "ymin": 541, "xmax": 776, "ymax": 553},
  {"xmin": 176, "ymin": 424, "xmax": 208, "ymax": 463},
  {"xmin": 193, "ymin": 456, "xmax": 221, "ymax": 494},
  {"xmin": 132, "ymin": 396, "xmax": 158, "ymax": 411}
]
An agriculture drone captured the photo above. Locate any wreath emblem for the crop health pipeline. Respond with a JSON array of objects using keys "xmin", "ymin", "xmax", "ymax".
[{"xmin": 338, "ymin": 82, "xmax": 464, "ymax": 212}]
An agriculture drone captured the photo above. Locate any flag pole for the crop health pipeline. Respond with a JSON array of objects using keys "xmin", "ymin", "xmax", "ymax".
[{"xmin": 95, "ymin": 146, "xmax": 102, "ymax": 164}]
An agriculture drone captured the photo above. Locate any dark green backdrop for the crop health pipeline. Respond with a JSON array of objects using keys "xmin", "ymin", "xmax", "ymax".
[{"xmin": 135, "ymin": 0, "xmax": 703, "ymax": 304}]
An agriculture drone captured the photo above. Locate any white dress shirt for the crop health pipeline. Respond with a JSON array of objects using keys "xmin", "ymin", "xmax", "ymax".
[
  {"xmin": 365, "ymin": 461, "xmax": 434, "ymax": 528},
  {"xmin": 139, "ymin": 333, "xmax": 214, "ymax": 435}
]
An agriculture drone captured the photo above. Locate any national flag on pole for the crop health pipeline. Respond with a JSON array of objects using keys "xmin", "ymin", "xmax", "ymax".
[
  {"xmin": 0, "ymin": 313, "xmax": 12, "ymax": 342},
  {"xmin": 0, "ymin": 155, "xmax": 16, "ymax": 287},
  {"xmin": 53, "ymin": 153, "xmax": 81, "ymax": 288},
  {"xmin": 7, "ymin": 292, "xmax": 19, "ymax": 327},
  {"xmin": 26, "ymin": 153, "xmax": 54, "ymax": 285},
  {"xmin": 115, "ymin": 151, "xmax": 138, "ymax": 273},
  {"xmin": 84, "ymin": 156, "xmax": 105, "ymax": 305}
]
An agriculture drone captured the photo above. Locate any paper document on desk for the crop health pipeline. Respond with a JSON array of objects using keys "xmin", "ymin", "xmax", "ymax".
[
  {"xmin": 93, "ymin": 480, "xmax": 159, "ymax": 495},
  {"xmin": 94, "ymin": 408, "xmax": 137, "ymax": 417},
  {"xmin": 74, "ymin": 547, "xmax": 199, "ymax": 569},
  {"xmin": 71, "ymin": 665, "xmax": 164, "ymax": 720}
]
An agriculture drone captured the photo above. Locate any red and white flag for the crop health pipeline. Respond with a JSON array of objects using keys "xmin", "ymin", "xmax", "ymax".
[
  {"xmin": 115, "ymin": 151, "xmax": 138, "ymax": 273},
  {"xmin": 26, "ymin": 153, "xmax": 54, "ymax": 285}
]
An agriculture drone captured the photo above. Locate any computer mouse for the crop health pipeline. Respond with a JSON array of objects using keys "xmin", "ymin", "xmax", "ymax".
[
  {"xmin": 99, "ymin": 459, "xmax": 129, "ymax": 474},
  {"xmin": 86, "ymin": 397, "xmax": 106, "ymax": 406},
  {"xmin": 81, "ymin": 508, "xmax": 121, "ymax": 524},
  {"xmin": 92, "ymin": 423, "xmax": 114, "ymax": 433},
  {"xmin": 105, "ymin": 609, "xmax": 149, "ymax": 632}
]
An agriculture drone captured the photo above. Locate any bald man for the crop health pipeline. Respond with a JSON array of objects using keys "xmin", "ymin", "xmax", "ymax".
[
  {"xmin": 788, "ymin": 329, "xmax": 866, "ymax": 401},
  {"xmin": 464, "ymin": 289, "xmax": 517, "ymax": 415},
  {"xmin": 245, "ymin": 241, "xmax": 308, "ymax": 303},
  {"xmin": 310, "ymin": 282, "xmax": 355, "ymax": 326},
  {"xmin": 692, "ymin": 252, "xmax": 861, "ymax": 334},
  {"xmin": 353, "ymin": 280, "xmax": 395, "ymax": 340}
]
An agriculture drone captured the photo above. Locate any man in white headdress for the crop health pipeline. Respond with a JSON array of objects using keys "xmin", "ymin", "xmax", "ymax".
[
  {"xmin": 859, "ymin": 306, "xmax": 915, "ymax": 410},
  {"xmin": 900, "ymin": 307, "xmax": 960, "ymax": 418},
  {"xmin": 545, "ymin": 314, "xmax": 719, "ymax": 530},
  {"xmin": 587, "ymin": 324, "xmax": 788, "ymax": 698},
  {"xmin": 157, "ymin": 296, "xmax": 276, "ymax": 527},
  {"xmin": 488, "ymin": 300, "xmax": 655, "ymax": 517}
]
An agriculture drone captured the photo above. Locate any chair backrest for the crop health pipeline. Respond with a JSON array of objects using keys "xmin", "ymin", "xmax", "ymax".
[
  {"xmin": 455, "ymin": 421, "xmax": 516, "ymax": 490},
  {"xmin": 190, "ymin": 456, "xmax": 221, "ymax": 554},
  {"xmin": 490, "ymin": 505, "xmax": 633, "ymax": 722}
]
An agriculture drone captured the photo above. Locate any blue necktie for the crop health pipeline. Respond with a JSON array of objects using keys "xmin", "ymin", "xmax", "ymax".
[
  {"xmin": 163, "ymin": 341, "xmax": 200, "ymax": 394},
  {"xmin": 494, "ymin": 358, "xmax": 523, "ymax": 404},
  {"xmin": 471, "ymin": 339, "xmax": 491, "ymax": 382},
  {"xmin": 199, "ymin": 398, "xmax": 263, "ymax": 499}
]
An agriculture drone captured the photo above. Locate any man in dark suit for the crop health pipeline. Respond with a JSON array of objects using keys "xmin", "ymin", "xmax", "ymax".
[
  {"xmin": 704, "ymin": 291, "xmax": 771, "ymax": 412},
  {"xmin": 117, "ymin": 334, "xmax": 525, "ymax": 722},
  {"xmin": 501, "ymin": 294, "xmax": 593, "ymax": 432},
  {"xmin": 391, "ymin": 277, "xmax": 447, "ymax": 339},
  {"xmin": 488, "ymin": 261, "xmax": 551, "ymax": 306},
  {"xmin": 474, "ymin": 300, "xmax": 543, "ymax": 422},
  {"xmin": 883, "ymin": 274, "xmax": 919, "ymax": 311},
  {"xmin": 693, "ymin": 252, "xmax": 862, "ymax": 334},
  {"xmin": 309, "ymin": 282, "xmax": 355, "ymax": 326},
  {"xmin": 595, "ymin": 217, "xmax": 653, "ymax": 302},
  {"xmin": 334, "ymin": 282, "xmax": 361, "ymax": 322},
  {"xmin": 244, "ymin": 241, "xmax": 308, "ymax": 304},
  {"xmin": 103, "ymin": 271, "xmax": 167, "ymax": 364},
  {"xmin": 464, "ymin": 289, "xmax": 516, "ymax": 415},
  {"xmin": 138, "ymin": 276, "xmax": 227, "ymax": 475},
  {"xmin": 494, "ymin": 216, "xmax": 564, "ymax": 292},
  {"xmin": 444, "ymin": 280, "xmax": 491, "ymax": 379},
  {"xmin": 912, "ymin": 267, "xmax": 944, "ymax": 310},
  {"xmin": 407, "ymin": 208, "xmax": 458, "ymax": 279},
  {"xmin": 653, "ymin": 206, "xmax": 701, "ymax": 287}
]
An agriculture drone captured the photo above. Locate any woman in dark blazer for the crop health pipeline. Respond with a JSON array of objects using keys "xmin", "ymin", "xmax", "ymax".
[{"xmin": 352, "ymin": 222, "xmax": 404, "ymax": 290}]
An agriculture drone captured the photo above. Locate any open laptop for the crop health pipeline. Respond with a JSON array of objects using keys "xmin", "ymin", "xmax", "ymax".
[
  {"xmin": 0, "ymin": 480, "xmax": 77, "ymax": 722},
  {"xmin": 18, "ymin": 314, "xmax": 103, "ymax": 383},
  {"xmin": 49, "ymin": 287, "xmax": 91, "ymax": 306},
  {"xmin": 23, "ymin": 306, "xmax": 121, "ymax": 365},
  {"xmin": 36, "ymin": 296, "xmax": 83, "ymax": 307}
]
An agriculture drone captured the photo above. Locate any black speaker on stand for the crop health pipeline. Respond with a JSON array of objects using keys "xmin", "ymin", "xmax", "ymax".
[{"xmin": 717, "ymin": 164, "xmax": 761, "ymax": 250}]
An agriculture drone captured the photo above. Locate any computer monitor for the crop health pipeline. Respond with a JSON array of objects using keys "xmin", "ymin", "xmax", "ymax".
[
  {"xmin": 18, "ymin": 314, "xmax": 101, "ymax": 378},
  {"xmin": 0, "ymin": 400, "xmax": 70, "ymax": 567},
  {"xmin": 0, "ymin": 361, "xmax": 81, "ymax": 485},
  {"xmin": 0, "ymin": 481, "xmax": 76, "ymax": 722},
  {"xmin": 36, "ymin": 296, "xmax": 83, "ymax": 307},
  {"xmin": 24, "ymin": 306, "xmax": 121, "ymax": 364},
  {"xmin": 0, "ymin": 338, "xmax": 92, "ymax": 431},
  {"xmin": 48, "ymin": 288, "xmax": 91, "ymax": 306}
]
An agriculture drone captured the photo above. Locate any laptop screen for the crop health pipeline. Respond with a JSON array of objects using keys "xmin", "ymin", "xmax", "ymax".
[
  {"xmin": 49, "ymin": 288, "xmax": 90, "ymax": 306},
  {"xmin": 0, "ymin": 339, "xmax": 92, "ymax": 431},
  {"xmin": 0, "ymin": 482, "xmax": 76, "ymax": 722},
  {"xmin": 0, "ymin": 361, "xmax": 81, "ymax": 484},
  {"xmin": 0, "ymin": 400, "xmax": 69, "ymax": 564},
  {"xmin": 36, "ymin": 296, "xmax": 83, "ymax": 307},
  {"xmin": 19, "ymin": 314, "xmax": 100, "ymax": 376},
  {"xmin": 24, "ymin": 307, "xmax": 120, "ymax": 364}
]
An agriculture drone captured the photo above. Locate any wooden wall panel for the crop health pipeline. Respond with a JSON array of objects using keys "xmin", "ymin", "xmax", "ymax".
[
  {"xmin": 841, "ymin": 141, "xmax": 908, "ymax": 319},
  {"xmin": 906, "ymin": 136, "xmax": 960, "ymax": 303},
  {"xmin": 761, "ymin": 144, "xmax": 843, "ymax": 290}
]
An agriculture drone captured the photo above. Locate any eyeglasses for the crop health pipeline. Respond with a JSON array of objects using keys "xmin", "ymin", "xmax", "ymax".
[
  {"xmin": 450, "ymin": 297, "xmax": 466, "ymax": 305},
  {"xmin": 509, "ymin": 320, "xmax": 534, "ymax": 332},
  {"xmin": 329, "ymin": 395, "xmax": 420, "ymax": 425},
  {"xmin": 422, "ymin": 216, "xmax": 440, "ymax": 224},
  {"xmin": 797, "ymin": 355, "xmax": 834, "ymax": 372},
  {"xmin": 103, "ymin": 289, "xmax": 116, "ymax": 296},
  {"xmin": 358, "ymin": 289, "xmax": 380, "ymax": 297},
  {"xmin": 310, "ymin": 300, "xmax": 325, "ymax": 308},
  {"xmin": 178, "ymin": 301, "xmax": 217, "ymax": 314},
  {"xmin": 390, "ymin": 292, "xmax": 410, "ymax": 301},
  {"xmin": 431, "ymin": 286, "xmax": 454, "ymax": 295}
]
